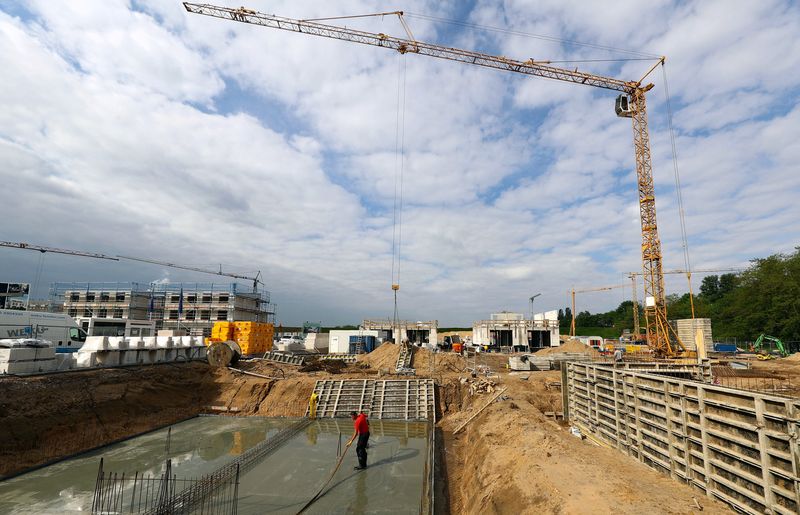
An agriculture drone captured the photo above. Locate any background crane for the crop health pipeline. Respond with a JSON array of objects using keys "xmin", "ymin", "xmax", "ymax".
[
  {"xmin": 0, "ymin": 241, "xmax": 118, "ymax": 261},
  {"xmin": 569, "ymin": 284, "xmax": 628, "ymax": 337},
  {"xmin": 184, "ymin": 3, "xmax": 676, "ymax": 355},
  {"xmin": 627, "ymin": 267, "xmax": 742, "ymax": 336},
  {"xmin": 117, "ymin": 255, "xmax": 263, "ymax": 293},
  {"xmin": 1, "ymin": 241, "xmax": 119, "ymax": 310}
]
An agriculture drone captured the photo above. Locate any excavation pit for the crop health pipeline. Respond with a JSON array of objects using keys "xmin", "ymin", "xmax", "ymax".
[{"xmin": 0, "ymin": 416, "xmax": 431, "ymax": 514}]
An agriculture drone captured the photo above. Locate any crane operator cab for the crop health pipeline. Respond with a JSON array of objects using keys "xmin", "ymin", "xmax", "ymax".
[{"xmin": 615, "ymin": 94, "xmax": 634, "ymax": 118}]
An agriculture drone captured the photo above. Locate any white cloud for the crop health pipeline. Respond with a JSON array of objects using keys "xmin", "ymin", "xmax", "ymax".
[{"xmin": 1, "ymin": 0, "xmax": 798, "ymax": 325}]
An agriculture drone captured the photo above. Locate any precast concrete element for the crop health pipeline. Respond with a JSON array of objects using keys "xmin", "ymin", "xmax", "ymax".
[
  {"xmin": 316, "ymin": 354, "xmax": 358, "ymax": 364},
  {"xmin": 563, "ymin": 362, "xmax": 800, "ymax": 515},
  {"xmin": 262, "ymin": 351, "xmax": 306, "ymax": 366},
  {"xmin": 309, "ymin": 379, "xmax": 435, "ymax": 420}
]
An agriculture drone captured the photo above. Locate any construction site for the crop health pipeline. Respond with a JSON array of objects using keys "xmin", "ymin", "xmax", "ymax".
[{"xmin": 1, "ymin": 2, "xmax": 799, "ymax": 515}]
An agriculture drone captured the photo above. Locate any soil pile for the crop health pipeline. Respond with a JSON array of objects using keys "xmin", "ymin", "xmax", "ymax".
[
  {"xmin": 299, "ymin": 359, "xmax": 346, "ymax": 374},
  {"xmin": 535, "ymin": 339, "xmax": 600, "ymax": 357},
  {"xmin": 412, "ymin": 346, "xmax": 467, "ymax": 373},
  {"xmin": 357, "ymin": 342, "xmax": 400, "ymax": 370}
]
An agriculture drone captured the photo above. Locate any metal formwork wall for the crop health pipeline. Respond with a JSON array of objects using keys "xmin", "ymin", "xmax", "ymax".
[
  {"xmin": 564, "ymin": 362, "xmax": 800, "ymax": 515},
  {"xmin": 309, "ymin": 379, "xmax": 435, "ymax": 421}
]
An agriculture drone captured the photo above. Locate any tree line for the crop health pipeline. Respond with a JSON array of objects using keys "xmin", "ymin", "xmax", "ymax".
[{"xmin": 558, "ymin": 247, "xmax": 800, "ymax": 343}]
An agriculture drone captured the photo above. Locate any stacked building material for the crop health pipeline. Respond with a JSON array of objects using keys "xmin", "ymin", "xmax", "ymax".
[
  {"xmin": 209, "ymin": 321, "xmax": 274, "ymax": 355},
  {"xmin": 0, "ymin": 339, "xmax": 56, "ymax": 374}
]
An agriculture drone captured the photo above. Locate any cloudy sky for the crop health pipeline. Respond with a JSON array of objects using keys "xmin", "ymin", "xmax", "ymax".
[{"xmin": 1, "ymin": 0, "xmax": 798, "ymax": 326}]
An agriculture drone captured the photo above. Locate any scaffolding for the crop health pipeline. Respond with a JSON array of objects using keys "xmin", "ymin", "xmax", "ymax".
[{"xmin": 49, "ymin": 282, "xmax": 275, "ymax": 335}]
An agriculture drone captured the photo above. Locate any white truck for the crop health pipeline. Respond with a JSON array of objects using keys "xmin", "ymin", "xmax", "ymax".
[
  {"xmin": 75, "ymin": 317, "xmax": 156, "ymax": 338},
  {"xmin": 0, "ymin": 309, "xmax": 87, "ymax": 353}
]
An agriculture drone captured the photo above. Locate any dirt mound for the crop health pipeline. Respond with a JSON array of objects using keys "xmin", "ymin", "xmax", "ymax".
[
  {"xmin": 357, "ymin": 342, "xmax": 400, "ymax": 369},
  {"xmin": 782, "ymin": 352, "xmax": 800, "ymax": 361},
  {"xmin": 411, "ymin": 346, "xmax": 467, "ymax": 374},
  {"xmin": 299, "ymin": 359, "xmax": 346, "ymax": 374},
  {"xmin": 535, "ymin": 339, "xmax": 600, "ymax": 357}
]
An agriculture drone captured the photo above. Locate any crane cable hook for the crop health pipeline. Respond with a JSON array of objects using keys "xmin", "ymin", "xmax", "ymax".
[{"xmin": 391, "ymin": 53, "xmax": 407, "ymax": 328}]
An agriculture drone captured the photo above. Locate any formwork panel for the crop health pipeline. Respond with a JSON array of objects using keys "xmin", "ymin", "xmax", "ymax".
[{"xmin": 565, "ymin": 362, "xmax": 800, "ymax": 515}]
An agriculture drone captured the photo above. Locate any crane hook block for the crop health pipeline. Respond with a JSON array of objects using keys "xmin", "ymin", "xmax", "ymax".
[{"xmin": 392, "ymin": 284, "xmax": 400, "ymax": 291}]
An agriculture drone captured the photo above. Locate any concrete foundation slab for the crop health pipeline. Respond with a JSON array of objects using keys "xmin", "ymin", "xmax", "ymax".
[{"xmin": 0, "ymin": 417, "xmax": 430, "ymax": 514}]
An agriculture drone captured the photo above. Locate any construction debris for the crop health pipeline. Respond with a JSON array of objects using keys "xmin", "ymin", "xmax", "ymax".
[{"xmin": 460, "ymin": 376, "xmax": 497, "ymax": 395}]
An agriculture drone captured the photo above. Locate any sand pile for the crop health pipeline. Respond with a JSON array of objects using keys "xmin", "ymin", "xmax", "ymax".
[
  {"xmin": 782, "ymin": 352, "xmax": 800, "ymax": 361},
  {"xmin": 535, "ymin": 339, "xmax": 601, "ymax": 357},
  {"xmin": 357, "ymin": 342, "xmax": 400, "ymax": 369},
  {"xmin": 412, "ymin": 346, "xmax": 467, "ymax": 372}
]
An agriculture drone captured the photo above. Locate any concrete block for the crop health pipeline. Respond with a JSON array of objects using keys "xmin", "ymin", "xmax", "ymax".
[
  {"xmin": 119, "ymin": 350, "xmax": 138, "ymax": 365},
  {"xmin": 156, "ymin": 336, "xmax": 174, "ymax": 349},
  {"xmin": 128, "ymin": 338, "xmax": 144, "ymax": 349},
  {"xmin": 34, "ymin": 347, "xmax": 56, "ymax": 360},
  {"xmin": 55, "ymin": 353, "xmax": 75, "ymax": 370},
  {"xmin": 148, "ymin": 349, "xmax": 165, "ymax": 363},
  {"xmin": 83, "ymin": 336, "xmax": 109, "ymax": 351},
  {"xmin": 164, "ymin": 349, "xmax": 176, "ymax": 361},
  {"xmin": 76, "ymin": 351, "xmax": 96, "ymax": 368},
  {"xmin": 30, "ymin": 359, "xmax": 56, "ymax": 373},
  {"xmin": 1, "ymin": 361, "xmax": 26, "ymax": 374},
  {"xmin": 142, "ymin": 337, "xmax": 157, "ymax": 349},
  {"xmin": 95, "ymin": 350, "xmax": 120, "ymax": 367},
  {"xmin": 107, "ymin": 337, "xmax": 128, "ymax": 350},
  {"xmin": 1, "ymin": 348, "xmax": 37, "ymax": 361}
]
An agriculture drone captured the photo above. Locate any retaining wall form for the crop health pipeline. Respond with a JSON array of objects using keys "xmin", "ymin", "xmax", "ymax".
[{"xmin": 563, "ymin": 362, "xmax": 800, "ymax": 515}]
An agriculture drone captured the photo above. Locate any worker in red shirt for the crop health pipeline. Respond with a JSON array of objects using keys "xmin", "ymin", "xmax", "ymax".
[{"xmin": 348, "ymin": 411, "xmax": 370, "ymax": 470}]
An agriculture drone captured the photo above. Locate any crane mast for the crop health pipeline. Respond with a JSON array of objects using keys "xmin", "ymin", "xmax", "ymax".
[{"xmin": 184, "ymin": 3, "xmax": 677, "ymax": 355}]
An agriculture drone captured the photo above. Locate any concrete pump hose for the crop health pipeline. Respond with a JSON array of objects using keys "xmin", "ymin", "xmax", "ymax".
[{"xmin": 296, "ymin": 440, "xmax": 353, "ymax": 514}]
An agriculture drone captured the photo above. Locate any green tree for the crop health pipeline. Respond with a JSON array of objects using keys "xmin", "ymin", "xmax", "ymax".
[{"xmin": 699, "ymin": 275, "xmax": 720, "ymax": 301}]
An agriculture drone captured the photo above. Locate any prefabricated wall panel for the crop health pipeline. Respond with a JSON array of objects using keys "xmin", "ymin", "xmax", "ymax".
[{"xmin": 563, "ymin": 362, "xmax": 800, "ymax": 515}]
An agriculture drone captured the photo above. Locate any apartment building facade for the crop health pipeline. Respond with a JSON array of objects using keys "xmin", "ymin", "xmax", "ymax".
[{"xmin": 51, "ymin": 282, "xmax": 274, "ymax": 336}]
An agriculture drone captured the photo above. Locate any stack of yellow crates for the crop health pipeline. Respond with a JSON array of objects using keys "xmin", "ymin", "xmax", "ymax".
[
  {"xmin": 208, "ymin": 321, "xmax": 274, "ymax": 354},
  {"xmin": 211, "ymin": 321, "xmax": 233, "ymax": 341},
  {"xmin": 232, "ymin": 321, "xmax": 274, "ymax": 355}
]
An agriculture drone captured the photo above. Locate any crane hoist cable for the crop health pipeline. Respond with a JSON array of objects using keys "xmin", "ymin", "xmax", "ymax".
[
  {"xmin": 391, "ymin": 53, "xmax": 407, "ymax": 330},
  {"xmin": 661, "ymin": 63, "xmax": 695, "ymax": 317}
]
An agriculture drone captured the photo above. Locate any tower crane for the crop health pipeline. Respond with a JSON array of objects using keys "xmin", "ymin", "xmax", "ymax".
[
  {"xmin": 1, "ymin": 241, "xmax": 119, "ymax": 310},
  {"xmin": 117, "ymin": 255, "xmax": 263, "ymax": 293},
  {"xmin": 184, "ymin": 4, "xmax": 677, "ymax": 355},
  {"xmin": 569, "ymin": 284, "xmax": 628, "ymax": 337}
]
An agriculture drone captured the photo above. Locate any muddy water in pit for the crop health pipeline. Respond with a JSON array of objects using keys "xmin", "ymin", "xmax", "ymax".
[{"xmin": 0, "ymin": 416, "xmax": 429, "ymax": 514}]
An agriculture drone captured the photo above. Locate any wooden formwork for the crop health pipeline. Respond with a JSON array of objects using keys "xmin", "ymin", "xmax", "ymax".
[{"xmin": 563, "ymin": 362, "xmax": 800, "ymax": 515}]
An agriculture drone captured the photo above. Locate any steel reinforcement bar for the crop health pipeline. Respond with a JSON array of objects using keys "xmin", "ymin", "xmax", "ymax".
[
  {"xmin": 145, "ymin": 418, "xmax": 312, "ymax": 514},
  {"xmin": 562, "ymin": 362, "xmax": 800, "ymax": 515}
]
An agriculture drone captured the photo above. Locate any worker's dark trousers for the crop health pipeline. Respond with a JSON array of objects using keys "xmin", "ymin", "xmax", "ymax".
[{"xmin": 356, "ymin": 432, "xmax": 370, "ymax": 468}]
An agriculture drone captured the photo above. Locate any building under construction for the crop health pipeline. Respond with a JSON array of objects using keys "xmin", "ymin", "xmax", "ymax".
[
  {"xmin": 472, "ymin": 311, "xmax": 560, "ymax": 351},
  {"xmin": 50, "ymin": 282, "xmax": 275, "ymax": 336}
]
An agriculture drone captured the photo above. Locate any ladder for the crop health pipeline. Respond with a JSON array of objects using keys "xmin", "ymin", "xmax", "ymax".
[{"xmin": 395, "ymin": 342, "xmax": 413, "ymax": 371}]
